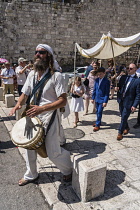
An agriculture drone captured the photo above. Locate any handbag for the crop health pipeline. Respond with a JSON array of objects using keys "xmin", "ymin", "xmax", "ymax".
[
  {"xmin": 83, "ymin": 78, "xmax": 89, "ymax": 87},
  {"xmin": 72, "ymin": 93, "xmax": 80, "ymax": 98}
]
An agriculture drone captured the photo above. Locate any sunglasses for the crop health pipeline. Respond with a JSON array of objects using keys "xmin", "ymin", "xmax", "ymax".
[
  {"xmin": 129, "ymin": 68, "xmax": 134, "ymax": 70},
  {"xmin": 35, "ymin": 51, "xmax": 47, "ymax": 55}
]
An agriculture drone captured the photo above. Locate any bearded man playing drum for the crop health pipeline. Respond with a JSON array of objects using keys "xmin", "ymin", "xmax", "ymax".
[{"xmin": 9, "ymin": 44, "xmax": 72, "ymax": 186}]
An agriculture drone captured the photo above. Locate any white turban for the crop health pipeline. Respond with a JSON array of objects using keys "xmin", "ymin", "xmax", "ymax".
[{"xmin": 36, "ymin": 44, "xmax": 60, "ymax": 70}]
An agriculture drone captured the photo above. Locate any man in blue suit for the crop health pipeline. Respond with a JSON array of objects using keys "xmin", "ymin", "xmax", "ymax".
[
  {"xmin": 91, "ymin": 67, "xmax": 110, "ymax": 132},
  {"xmin": 115, "ymin": 63, "xmax": 140, "ymax": 140}
]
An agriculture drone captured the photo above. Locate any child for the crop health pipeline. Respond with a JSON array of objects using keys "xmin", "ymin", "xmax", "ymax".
[
  {"xmin": 91, "ymin": 67, "xmax": 110, "ymax": 132},
  {"xmin": 70, "ymin": 76, "xmax": 84, "ymax": 128}
]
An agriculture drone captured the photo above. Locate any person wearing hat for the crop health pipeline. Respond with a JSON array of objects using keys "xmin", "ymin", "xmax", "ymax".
[
  {"xmin": 9, "ymin": 44, "xmax": 72, "ymax": 186},
  {"xmin": 15, "ymin": 57, "xmax": 30, "ymax": 96},
  {"xmin": 1, "ymin": 62, "xmax": 16, "ymax": 102}
]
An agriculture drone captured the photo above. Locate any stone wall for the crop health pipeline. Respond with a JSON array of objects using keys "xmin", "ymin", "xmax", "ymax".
[{"xmin": 0, "ymin": 0, "xmax": 140, "ymax": 67}]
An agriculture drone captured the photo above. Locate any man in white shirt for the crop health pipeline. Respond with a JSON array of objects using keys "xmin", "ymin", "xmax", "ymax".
[
  {"xmin": 9, "ymin": 44, "xmax": 72, "ymax": 186},
  {"xmin": 115, "ymin": 63, "xmax": 140, "ymax": 140},
  {"xmin": 15, "ymin": 57, "xmax": 30, "ymax": 96},
  {"xmin": 1, "ymin": 62, "xmax": 15, "ymax": 102}
]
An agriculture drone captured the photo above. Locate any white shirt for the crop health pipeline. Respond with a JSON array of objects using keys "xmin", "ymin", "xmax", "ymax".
[
  {"xmin": 15, "ymin": 65, "xmax": 27, "ymax": 85},
  {"xmin": 22, "ymin": 70, "xmax": 65, "ymax": 129},
  {"xmin": 98, "ymin": 77, "xmax": 104, "ymax": 87},
  {"xmin": 1, "ymin": 68, "xmax": 15, "ymax": 84}
]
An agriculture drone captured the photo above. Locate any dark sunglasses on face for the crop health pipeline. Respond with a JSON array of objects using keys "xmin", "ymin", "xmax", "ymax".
[
  {"xmin": 129, "ymin": 68, "xmax": 134, "ymax": 70},
  {"xmin": 35, "ymin": 51, "xmax": 47, "ymax": 55}
]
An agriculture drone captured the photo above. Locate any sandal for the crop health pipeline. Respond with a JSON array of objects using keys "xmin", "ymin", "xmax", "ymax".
[
  {"xmin": 19, "ymin": 176, "xmax": 39, "ymax": 186},
  {"xmin": 63, "ymin": 173, "xmax": 72, "ymax": 183},
  {"xmin": 83, "ymin": 113, "xmax": 88, "ymax": 116},
  {"xmin": 73, "ymin": 123, "xmax": 77, "ymax": 128}
]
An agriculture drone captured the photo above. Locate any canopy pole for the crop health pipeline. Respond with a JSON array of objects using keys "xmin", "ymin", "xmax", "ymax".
[
  {"xmin": 111, "ymin": 40, "xmax": 117, "ymax": 86},
  {"xmin": 100, "ymin": 60, "xmax": 102, "ymax": 67},
  {"xmin": 74, "ymin": 43, "xmax": 77, "ymax": 78},
  {"xmin": 137, "ymin": 46, "xmax": 140, "ymax": 66}
]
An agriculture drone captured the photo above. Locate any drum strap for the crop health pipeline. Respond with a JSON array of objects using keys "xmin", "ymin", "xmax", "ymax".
[
  {"xmin": 26, "ymin": 70, "xmax": 52, "ymax": 106},
  {"xmin": 46, "ymin": 109, "xmax": 57, "ymax": 135}
]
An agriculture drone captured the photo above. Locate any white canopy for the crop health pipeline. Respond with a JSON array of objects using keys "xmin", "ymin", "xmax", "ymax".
[{"xmin": 75, "ymin": 32, "xmax": 140, "ymax": 59}]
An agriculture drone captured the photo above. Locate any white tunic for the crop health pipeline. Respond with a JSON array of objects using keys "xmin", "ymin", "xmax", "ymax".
[
  {"xmin": 22, "ymin": 70, "xmax": 65, "ymax": 131},
  {"xmin": 21, "ymin": 70, "xmax": 72, "ymax": 179}
]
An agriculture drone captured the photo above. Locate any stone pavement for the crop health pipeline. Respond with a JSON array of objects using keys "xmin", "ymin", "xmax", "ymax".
[{"xmin": 0, "ymin": 94, "xmax": 140, "ymax": 210}]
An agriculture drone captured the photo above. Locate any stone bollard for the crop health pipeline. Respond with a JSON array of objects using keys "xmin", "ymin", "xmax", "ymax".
[
  {"xmin": 0, "ymin": 87, "xmax": 3, "ymax": 101},
  {"xmin": 5, "ymin": 94, "xmax": 15, "ymax": 108},
  {"xmin": 15, "ymin": 104, "xmax": 26, "ymax": 120},
  {"xmin": 72, "ymin": 154, "xmax": 107, "ymax": 202}
]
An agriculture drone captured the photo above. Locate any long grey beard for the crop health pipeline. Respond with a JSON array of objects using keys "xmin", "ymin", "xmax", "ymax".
[{"xmin": 34, "ymin": 59, "xmax": 49, "ymax": 73}]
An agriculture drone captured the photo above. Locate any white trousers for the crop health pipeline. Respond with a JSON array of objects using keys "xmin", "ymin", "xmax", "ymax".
[{"xmin": 24, "ymin": 113, "xmax": 72, "ymax": 180}]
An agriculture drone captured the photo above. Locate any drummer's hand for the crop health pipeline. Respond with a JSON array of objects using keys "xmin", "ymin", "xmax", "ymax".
[
  {"xmin": 9, "ymin": 105, "xmax": 22, "ymax": 116},
  {"xmin": 26, "ymin": 105, "xmax": 43, "ymax": 117}
]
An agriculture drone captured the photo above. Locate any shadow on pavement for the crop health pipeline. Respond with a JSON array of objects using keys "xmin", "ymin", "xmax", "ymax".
[
  {"xmin": 63, "ymin": 140, "xmax": 107, "ymax": 155},
  {"xmin": 77, "ymin": 120, "xmax": 94, "ymax": 126},
  {"xmin": 38, "ymin": 171, "xmax": 62, "ymax": 184},
  {"xmin": 0, "ymin": 140, "xmax": 16, "ymax": 150},
  {"xmin": 16, "ymin": 133, "xmax": 125, "ymax": 204},
  {"xmin": 58, "ymin": 169, "xmax": 125, "ymax": 204},
  {"xmin": 0, "ymin": 150, "xmax": 6, "ymax": 153},
  {"xmin": 103, "ymin": 109, "xmax": 120, "ymax": 116},
  {"xmin": 99, "ymin": 122, "xmax": 120, "ymax": 130},
  {"xmin": 0, "ymin": 116, "xmax": 15, "ymax": 121},
  {"xmin": 37, "ymin": 140, "xmax": 107, "ymax": 204},
  {"xmin": 93, "ymin": 169, "xmax": 125, "ymax": 201},
  {"xmin": 57, "ymin": 168, "xmax": 125, "ymax": 204}
]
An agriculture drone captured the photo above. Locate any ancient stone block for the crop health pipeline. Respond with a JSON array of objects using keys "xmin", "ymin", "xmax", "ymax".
[
  {"xmin": 0, "ymin": 87, "xmax": 3, "ymax": 101},
  {"xmin": 72, "ymin": 154, "xmax": 107, "ymax": 202},
  {"xmin": 5, "ymin": 94, "xmax": 15, "ymax": 108}
]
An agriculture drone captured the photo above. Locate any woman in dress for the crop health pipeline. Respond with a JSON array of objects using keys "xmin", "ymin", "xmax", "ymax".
[{"xmin": 70, "ymin": 76, "xmax": 84, "ymax": 128}]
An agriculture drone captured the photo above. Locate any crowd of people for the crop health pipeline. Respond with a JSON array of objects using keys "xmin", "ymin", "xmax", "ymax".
[
  {"xmin": 1, "ymin": 55, "xmax": 140, "ymax": 138},
  {"xmin": 70, "ymin": 59, "xmax": 140, "ymax": 140},
  {"xmin": 0, "ymin": 44, "xmax": 140, "ymax": 186},
  {"xmin": 0, "ymin": 58, "xmax": 33, "ymax": 100}
]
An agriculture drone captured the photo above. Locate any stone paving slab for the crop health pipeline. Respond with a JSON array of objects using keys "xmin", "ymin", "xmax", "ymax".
[{"xmin": 1, "ymin": 94, "xmax": 140, "ymax": 210}]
